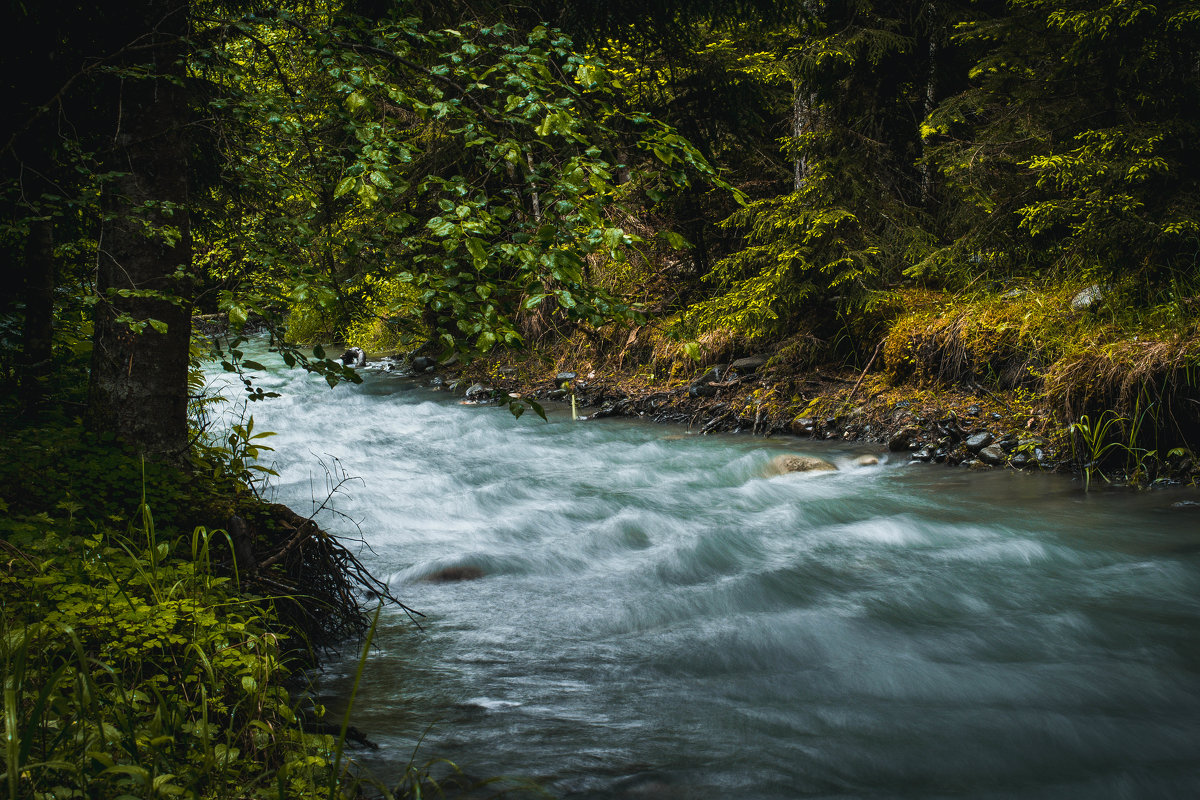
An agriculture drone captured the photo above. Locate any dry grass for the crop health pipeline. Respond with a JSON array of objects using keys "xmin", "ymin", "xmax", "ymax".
[{"xmin": 883, "ymin": 285, "xmax": 1200, "ymax": 452}]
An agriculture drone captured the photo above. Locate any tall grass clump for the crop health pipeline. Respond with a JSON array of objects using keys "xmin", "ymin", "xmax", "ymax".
[{"xmin": 1, "ymin": 499, "xmax": 338, "ymax": 799}]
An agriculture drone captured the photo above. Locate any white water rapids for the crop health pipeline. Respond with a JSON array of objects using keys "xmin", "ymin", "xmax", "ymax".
[{"xmin": 210, "ymin": 349, "xmax": 1200, "ymax": 798}]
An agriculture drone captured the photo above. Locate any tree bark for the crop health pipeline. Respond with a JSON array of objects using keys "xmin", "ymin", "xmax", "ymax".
[
  {"xmin": 921, "ymin": 2, "xmax": 940, "ymax": 204},
  {"xmin": 792, "ymin": 77, "xmax": 814, "ymax": 192},
  {"xmin": 19, "ymin": 218, "xmax": 55, "ymax": 416},
  {"xmin": 86, "ymin": 0, "xmax": 193, "ymax": 460}
]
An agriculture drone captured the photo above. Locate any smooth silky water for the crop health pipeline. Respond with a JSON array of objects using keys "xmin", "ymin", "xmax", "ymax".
[{"xmin": 208, "ymin": 349, "xmax": 1200, "ymax": 798}]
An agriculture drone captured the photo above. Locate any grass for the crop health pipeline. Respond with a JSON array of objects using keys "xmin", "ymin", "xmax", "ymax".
[{"xmin": 1, "ymin": 502, "xmax": 339, "ymax": 799}]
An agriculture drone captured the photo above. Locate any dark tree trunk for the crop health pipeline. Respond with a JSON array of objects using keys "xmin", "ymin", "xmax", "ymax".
[
  {"xmin": 86, "ymin": 0, "xmax": 193, "ymax": 460},
  {"xmin": 19, "ymin": 218, "xmax": 55, "ymax": 416}
]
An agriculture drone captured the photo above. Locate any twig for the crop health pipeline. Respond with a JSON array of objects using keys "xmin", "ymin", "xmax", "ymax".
[{"xmin": 846, "ymin": 340, "xmax": 884, "ymax": 401}]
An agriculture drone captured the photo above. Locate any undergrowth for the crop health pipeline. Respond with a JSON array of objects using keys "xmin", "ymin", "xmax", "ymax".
[
  {"xmin": 882, "ymin": 283, "xmax": 1200, "ymax": 486},
  {"xmin": 1, "ymin": 499, "xmax": 335, "ymax": 799}
]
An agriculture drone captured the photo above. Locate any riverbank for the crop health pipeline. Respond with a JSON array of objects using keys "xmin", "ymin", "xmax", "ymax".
[
  {"xmin": 0, "ymin": 410, "xmax": 393, "ymax": 798},
  {"xmin": 372, "ymin": 284, "xmax": 1200, "ymax": 489}
]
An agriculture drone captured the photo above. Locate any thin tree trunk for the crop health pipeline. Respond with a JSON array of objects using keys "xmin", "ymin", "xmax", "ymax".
[
  {"xmin": 87, "ymin": 0, "xmax": 193, "ymax": 460},
  {"xmin": 792, "ymin": 78, "xmax": 812, "ymax": 192},
  {"xmin": 19, "ymin": 218, "xmax": 54, "ymax": 416},
  {"xmin": 921, "ymin": 2, "xmax": 939, "ymax": 203},
  {"xmin": 525, "ymin": 150, "xmax": 542, "ymax": 222}
]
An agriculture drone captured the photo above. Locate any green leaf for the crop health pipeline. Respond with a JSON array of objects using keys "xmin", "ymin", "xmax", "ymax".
[
  {"xmin": 334, "ymin": 177, "xmax": 356, "ymax": 199},
  {"xmin": 466, "ymin": 237, "xmax": 488, "ymax": 264}
]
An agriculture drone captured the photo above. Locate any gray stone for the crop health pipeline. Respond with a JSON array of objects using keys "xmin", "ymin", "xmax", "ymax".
[
  {"xmin": 464, "ymin": 383, "xmax": 491, "ymax": 400},
  {"xmin": 763, "ymin": 454, "xmax": 837, "ymax": 477},
  {"xmin": 1071, "ymin": 284, "xmax": 1106, "ymax": 311},
  {"xmin": 691, "ymin": 365, "xmax": 727, "ymax": 385},
  {"xmin": 498, "ymin": 366, "xmax": 517, "ymax": 377},
  {"xmin": 340, "ymin": 347, "xmax": 366, "ymax": 368},
  {"xmin": 555, "ymin": 371, "xmax": 577, "ymax": 384},
  {"xmin": 853, "ymin": 454, "xmax": 880, "ymax": 467},
  {"xmin": 888, "ymin": 428, "xmax": 918, "ymax": 451},
  {"xmin": 730, "ymin": 355, "xmax": 768, "ymax": 375},
  {"xmin": 979, "ymin": 444, "xmax": 1006, "ymax": 465},
  {"xmin": 791, "ymin": 416, "xmax": 816, "ymax": 436},
  {"xmin": 965, "ymin": 431, "xmax": 994, "ymax": 452},
  {"xmin": 411, "ymin": 355, "xmax": 436, "ymax": 372},
  {"xmin": 689, "ymin": 384, "xmax": 717, "ymax": 398},
  {"xmin": 966, "ymin": 404, "xmax": 981, "ymax": 417},
  {"xmin": 911, "ymin": 448, "xmax": 933, "ymax": 462}
]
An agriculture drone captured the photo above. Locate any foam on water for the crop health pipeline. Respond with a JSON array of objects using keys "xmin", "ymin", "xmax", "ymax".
[{"xmin": 206, "ymin": 347, "xmax": 1200, "ymax": 798}]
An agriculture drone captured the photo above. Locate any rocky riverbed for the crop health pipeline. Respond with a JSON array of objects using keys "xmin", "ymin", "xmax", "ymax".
[{"xmin": 359, "ymin": 347, "xmax": 1119, "ymax": 480}]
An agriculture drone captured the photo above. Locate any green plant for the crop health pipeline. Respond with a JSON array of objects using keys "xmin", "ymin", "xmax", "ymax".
[
  {"xmin": 1, "ymin": 506, "xmax": 337, "ymax": 799},
  {"xmin": 1068, "ymin": 410, "xmax": 1127, "ymax": 491}
]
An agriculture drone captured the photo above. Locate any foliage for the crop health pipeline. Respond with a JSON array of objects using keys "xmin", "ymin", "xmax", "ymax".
[
  {"xmin": 1, "ymin": 506, "xmax": 335, "ymax": 799},
  {"xmin": 194, "ymin": 10, "xmax": 732, "ymax": 357},
  {"xmin": 922, "ymin": 0, "xmax": 1200, "ymax": 292}
]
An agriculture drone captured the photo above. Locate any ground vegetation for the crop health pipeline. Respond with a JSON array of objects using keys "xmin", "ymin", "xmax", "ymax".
[{"xmin": 2, "ymin": 0, "xmax": 1199, "ymax": 797}]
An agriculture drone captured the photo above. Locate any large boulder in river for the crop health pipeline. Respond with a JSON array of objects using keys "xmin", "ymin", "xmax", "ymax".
[
  {"xmin": 340, "ymin": 347, "xmax": 366, "ymax": 368},
  {"xmin": 422, "ymin": 565, "xmax": 486, "ymax": 583},
  {"xmin": 763, "ymin": 454, "xmax": 838, "ymax": 477}
]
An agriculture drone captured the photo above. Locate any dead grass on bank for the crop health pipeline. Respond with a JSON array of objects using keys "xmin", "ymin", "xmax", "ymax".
[{"xmin": 882, "ymin": 285, "xmax": 1200, "ymax": 454}]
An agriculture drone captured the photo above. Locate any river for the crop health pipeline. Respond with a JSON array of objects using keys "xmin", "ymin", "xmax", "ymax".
[{"xmin": 210, "ymin": 350, "xmax": 1200, "ymax": 798}]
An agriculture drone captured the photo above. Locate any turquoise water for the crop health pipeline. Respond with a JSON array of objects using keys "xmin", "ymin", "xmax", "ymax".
[{"xmin": 210, "ymin": 353, "xmax": 1200, "ymax": 798}]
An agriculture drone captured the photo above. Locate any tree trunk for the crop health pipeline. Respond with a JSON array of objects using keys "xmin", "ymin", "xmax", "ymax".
[
  {"xmin": 19, "ymin": 218, "xmax": 55, "ymax": 416},
  {"xmin": 86, "ymin": 0, "xmax": 193, "ymax": 461},
  {"xmin": 792, "ymin": 77, "xmax": 813, "ymax": 192},
  {"xmin": 921, "ymin": 2, "xmax": 940, "ymax": 204}
]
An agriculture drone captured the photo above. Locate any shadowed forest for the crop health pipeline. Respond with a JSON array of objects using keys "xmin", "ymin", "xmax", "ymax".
[{"xmin": 2, "ymin": 1, "xmax": 1199, "ymax": 797}]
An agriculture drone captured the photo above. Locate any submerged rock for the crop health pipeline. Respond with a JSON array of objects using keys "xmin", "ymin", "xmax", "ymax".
[
  {"xmin": 422, "ymin": 565, "xmax": 486, "ymax": 582},
  {"xmin": 763, "ymin": 454, "xmax": 838, "ymax": 477},
  {"xmin": 853, "ymin": 454, "xmax": 880, "ymax": 467}
]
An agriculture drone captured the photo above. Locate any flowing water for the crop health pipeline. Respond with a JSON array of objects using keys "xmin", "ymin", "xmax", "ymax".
[{"xmin": 210, "ymin": 351, "xmax": 1200, "ymax": 798}]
